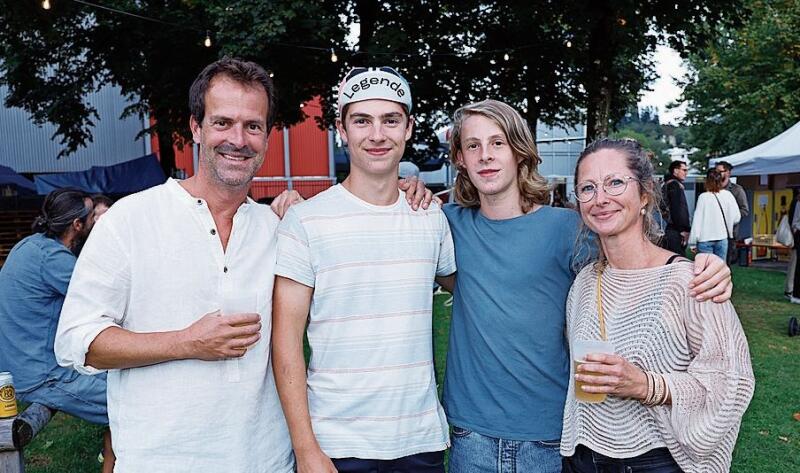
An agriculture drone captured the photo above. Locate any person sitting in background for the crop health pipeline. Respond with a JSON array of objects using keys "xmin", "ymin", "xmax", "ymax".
[
  {"xmin": 688, "ymin": 169, "xmax": 741, "ymax": 260},
  {"xmin": 561, "ymin": 139, "xmax": 754, "ymax": 473},
  {"xmin": 91, "ymin": 193, "xmax": 114, "ymax": 224},
  {"xmin": 0, "ymin": 188, "xmax": 114, "ymax": 473}
]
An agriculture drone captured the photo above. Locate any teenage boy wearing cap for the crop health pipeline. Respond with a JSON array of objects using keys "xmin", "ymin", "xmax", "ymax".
[{"xmin": 272, "ymin": 67, "xmax": 456, "ymax": 473}]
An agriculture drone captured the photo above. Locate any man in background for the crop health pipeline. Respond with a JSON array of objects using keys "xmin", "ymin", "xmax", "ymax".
[
  {"xmin": 715, "ymin": 161, "xmax": 750, "ymax": 263},
  {"xmin": 0, "ymin": 188, "xmax": 114, "ymax": 472},
  {"xmin": 788, "ymin": 191, "xmax": 800, "ymax": 302},
  {"xmin": 661, "ymin": 160, "xmax": 691, "ymax": 254},
  {"xmin": 91, "ymin": 194, "xmax": 114, "ymax": 224}
]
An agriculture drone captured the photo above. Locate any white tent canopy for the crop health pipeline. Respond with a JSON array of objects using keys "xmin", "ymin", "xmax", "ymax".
[{"xmin": 710, "ymin": 121, "xmax": 800, "ymax": 176}]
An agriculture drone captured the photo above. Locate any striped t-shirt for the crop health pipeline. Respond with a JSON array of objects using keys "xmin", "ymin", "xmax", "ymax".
[{"xmin": 275, "ymin": 184, "xmax": 456, "ymax": 460}]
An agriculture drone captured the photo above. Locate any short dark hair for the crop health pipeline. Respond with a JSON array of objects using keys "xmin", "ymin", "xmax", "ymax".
[
  {"xmin": 91, "ymin": 194, "xmax": 114, "ymax": 208},
  {"xmin": 32, "ymin": 188, "xmax": 91, "ymax": 237},
  {"xmin": 715, "ymin": 161, "xmax": 733, "ymax": 172},
  {"xmin": 668, "ymin": 160, "xmax": 687, "ymax": 173},
  {"xmin": 189, "ymin": 57, "xmax": 277, "ymax": 130}
]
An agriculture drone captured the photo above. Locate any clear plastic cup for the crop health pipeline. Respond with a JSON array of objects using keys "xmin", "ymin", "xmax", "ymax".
[{"xmin": 573, "ymin": 339, "xmax": 615, "ymax": 403}]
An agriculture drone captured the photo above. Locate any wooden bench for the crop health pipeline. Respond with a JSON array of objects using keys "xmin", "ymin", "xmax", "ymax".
[{"xmin": 0, "ymin": 404, "xmax": 54, "ymax": 473}]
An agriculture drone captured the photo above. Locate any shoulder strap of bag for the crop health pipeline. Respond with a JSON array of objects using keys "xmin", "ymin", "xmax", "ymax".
[{"xmin": 713, "ymin": 193, "xmax": 731, "ymax": 239}]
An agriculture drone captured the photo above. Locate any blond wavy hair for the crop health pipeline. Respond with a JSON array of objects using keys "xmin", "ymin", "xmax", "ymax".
[{"xmin": 449, "ymin": 100, "xmax": 550, "ymax": 212}]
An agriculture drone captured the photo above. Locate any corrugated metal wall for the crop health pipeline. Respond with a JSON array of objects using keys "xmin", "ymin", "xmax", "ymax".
[
  {"xmin": 256, "ymin": 130, "xmax": 286, "ymax": 177},
  {"xmin": 536, "ymin": 123, "xmax": 586, "ymax": 179},
  {"xmin": 0, "ymin": 83, "xmax": 148, "ymax": 173},
  {"xmin": 289, "ymin": 98, "xmax": 329, "ymax": 176}
]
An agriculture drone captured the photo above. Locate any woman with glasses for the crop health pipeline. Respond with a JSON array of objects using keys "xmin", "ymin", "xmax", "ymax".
[
  {"xmin": 688, "ymin": 169, "xmax": 741, "ymax": 260},
  {"xmin": 560, "ymin": 139, "xmax": 754, "ymax": 472}
]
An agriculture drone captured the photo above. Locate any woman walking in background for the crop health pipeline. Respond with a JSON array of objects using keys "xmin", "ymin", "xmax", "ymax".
[
  {"xmin": 688, "ymin": 169, "xmax": 741, "ymax": 260},
  {"xmin": 561, "ymin": 139, "xmax": 754, "ymax": 472}
]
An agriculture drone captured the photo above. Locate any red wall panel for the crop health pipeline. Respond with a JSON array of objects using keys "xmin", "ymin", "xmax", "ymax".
[
  {"xmin": 255, "ymin": 129, "xmax": 285, "ymax": 177},
  {"xmin": 289, "ymin": 98, "xmax": 329, "ymax": 176}
]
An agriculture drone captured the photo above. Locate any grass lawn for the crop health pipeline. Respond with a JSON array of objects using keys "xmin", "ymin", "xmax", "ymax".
[{"xmin": 21, "ymin": 267, "xmax": 800, "ymax": 472}]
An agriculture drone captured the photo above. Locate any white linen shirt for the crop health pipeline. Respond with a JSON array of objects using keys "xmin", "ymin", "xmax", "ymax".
[{"xmin": 55, "ymin": 179, "xmax": 293, "ymax": 473}]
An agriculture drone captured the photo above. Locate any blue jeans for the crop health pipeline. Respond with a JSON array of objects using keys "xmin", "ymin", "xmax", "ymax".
[
  {"xmin": 563, "ymin": 444, "xmax": 682, "ymax": 473},
  {"xmin": 696, "ymin": 239, "xmax": 727, "ymax": 261},
  {"xmin": 19, "ymin": 371, "xmax": 108, "ymax": 425},
  {"xmin": 332, "ymin": 450, "xmax": 444, "ymax": 473},
  {"xmin": 449, "ymin": 425, "xmax": 561, "ymax": 473}
]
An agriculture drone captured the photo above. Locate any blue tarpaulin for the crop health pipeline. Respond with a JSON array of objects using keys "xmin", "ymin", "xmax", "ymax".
[
  {"xmin": 0, "ymin": 165, "xmax": 37, "ymax": 193},
  {"xmin": 34, "ymin": 154, "xmax": 166, "ymax": 195}
]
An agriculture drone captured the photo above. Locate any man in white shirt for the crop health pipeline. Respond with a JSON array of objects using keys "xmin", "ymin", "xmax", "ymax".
[
  {"xmin": 272, "ymin": 67, "xmax": 456, "ymax": 473},
  {"xmin": 55, "ymin": 58, "xmax": 294, "ymax": 472}
]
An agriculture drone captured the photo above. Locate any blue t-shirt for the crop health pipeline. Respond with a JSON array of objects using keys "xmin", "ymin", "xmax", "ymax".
[
  {"xmin": 0, "ymin": 233, "xmax": 80, "ymax": 392},
  {"xmin": 442, "ymin": 204, "xmax": 583, "ymax": 441}
]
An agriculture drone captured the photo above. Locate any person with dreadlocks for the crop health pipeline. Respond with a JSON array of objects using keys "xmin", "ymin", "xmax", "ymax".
[{"xmin": 0, "ymin": 187, "xmax": 114, "ymax": 472}]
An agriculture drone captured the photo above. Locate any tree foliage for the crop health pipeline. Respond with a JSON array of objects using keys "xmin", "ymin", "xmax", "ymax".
[
  {"xmin": 681, "ymin": 0, "xmax": 800, "ymax": 159},
  {"xmin": 0, "ymin": 0, "xmax": 346, "ymax": 173},
  {"xmin": 612, "ymin": 106, "xmax": 671, "ymax": 174},
  {"xmin": 0, "ymin": 0, "xmax": 745, "ymax": 170}
]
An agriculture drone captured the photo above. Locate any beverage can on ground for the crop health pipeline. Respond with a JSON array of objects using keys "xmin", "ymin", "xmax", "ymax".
[{"xmin": 0, "ymin": 371, "xmax": 19, "ymax": 418}]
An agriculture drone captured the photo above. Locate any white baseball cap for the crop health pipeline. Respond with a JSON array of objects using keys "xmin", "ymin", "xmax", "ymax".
[{"xmin": 337, "ymin": 66, "xmax": 412, "ymax": 116}]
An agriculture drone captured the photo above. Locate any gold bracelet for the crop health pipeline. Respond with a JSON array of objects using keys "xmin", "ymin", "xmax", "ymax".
[
  {"xmin": 657, "ymin": 374, "xmax": 670, "ymax": 405},
  {"xmin": 654, "ymin": 373, "xmax": 664, "ymax": 406},
  {"xmin": 642, "ymin": 371, "xmax": 656, "ymax": 406}
]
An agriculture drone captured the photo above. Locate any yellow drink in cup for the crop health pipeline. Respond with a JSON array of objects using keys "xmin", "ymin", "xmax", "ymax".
[
  {"xmin": 574, "ymin": 360, "xmax": 607, "ymax": 403},
  {"xmin": 573, "ymin": 339, "xmax": 615, "ymax": 404}
]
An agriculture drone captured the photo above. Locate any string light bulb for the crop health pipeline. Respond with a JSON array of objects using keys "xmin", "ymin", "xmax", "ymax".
[
  {"xmin": 42, "ymin": 0, "xmax": 51, "ymax": 9},
  {"xmin": 503, "ymin": 52, "xmax": 509, "ymax": 61},
  {"xmin": 566, "ymin": 40, "xmax": 572, "ymax": 48},
  {"xmin": 330, "ymin": 48, "xmax": 338, "ymax": 63},
  {"xmin": 204, "ymin": 31, "xmax": 212, "ymax": 48},
  {"xmin": 269, "ymin": 71, "xmax": 274, "ymax": 78},
  {"xmin": 427, "ymin": 55, "xmax": 432, "ymax": 67}
]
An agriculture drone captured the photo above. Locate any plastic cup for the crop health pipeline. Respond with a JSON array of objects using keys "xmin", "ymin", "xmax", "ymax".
[
  {"xmin": 220, "ymin": 293, "xmax": 259, "ymax": 382},
  {"xmin": 573, "ymin": 339, "xmax": 615, "ymax": 403}
]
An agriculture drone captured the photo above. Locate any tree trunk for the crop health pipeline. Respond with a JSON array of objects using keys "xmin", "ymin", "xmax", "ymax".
[
  {"xmin": 583, "ymin": 2, "xmax": 616, "ymax": 143},
  {"xmin": 155, "ymin": 123, "xmax": 176, "ymax": 178},
  {"xmin": 525, "ymin": 100, "xmax": 540, "ymax": 143},
  {"xmin": 586, "ymin": 84, "xmax": 612, "ymax": 142},
  {"xmin": 524, "ymin": 65, "xmax": 540, "ymax": 142},
  {"xmin": 354, "ymin": 0, "xmax": 378, "ymax": 61}
]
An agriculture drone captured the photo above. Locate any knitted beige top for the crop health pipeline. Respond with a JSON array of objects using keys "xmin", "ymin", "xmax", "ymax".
[{"xmin": 560, "ymin": 261, "xmax": 755, "ymax": 472}]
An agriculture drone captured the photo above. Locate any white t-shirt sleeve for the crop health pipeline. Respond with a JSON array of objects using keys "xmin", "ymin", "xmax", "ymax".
[
  {"xmin": 55, "ymin": 215, "xmax": 131, "ymax": 375},
  {"xmin": 436, "ymin": 209, "xmax": 457, "ymax": 277},
  {"xmin": 275, "ymin": 207, "xmax": 315, "ymax": 287}
]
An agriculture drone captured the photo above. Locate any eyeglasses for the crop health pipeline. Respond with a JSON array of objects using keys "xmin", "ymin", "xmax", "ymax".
[{"xmin": 574, "ymin": 175, "xmax": 638, "ymax": 202}]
